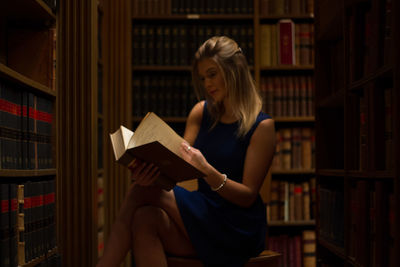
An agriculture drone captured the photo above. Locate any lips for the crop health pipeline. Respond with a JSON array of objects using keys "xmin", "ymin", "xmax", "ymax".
[{"xmin": 208, "ymin": 89, "xmax": 218, "ymax": 95}]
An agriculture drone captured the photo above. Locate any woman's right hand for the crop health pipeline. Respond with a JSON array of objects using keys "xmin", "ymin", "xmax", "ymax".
[{"xmin": 128, "ymin": 159, "xmax": 160, "ymax": 186}]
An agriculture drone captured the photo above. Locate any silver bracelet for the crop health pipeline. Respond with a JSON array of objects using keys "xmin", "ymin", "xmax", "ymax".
[{"xmin": 211, "ymin": 174, "xmax": 227, "ymax": 191}]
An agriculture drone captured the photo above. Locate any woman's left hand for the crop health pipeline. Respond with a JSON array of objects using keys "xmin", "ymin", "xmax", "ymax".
[{"xmin": 180, "ymin": 142, "xmax": 211, "ymax": 175}]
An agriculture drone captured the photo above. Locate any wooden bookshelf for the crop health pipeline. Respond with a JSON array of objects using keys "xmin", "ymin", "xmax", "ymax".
[
  {"xmin": 0, "ymin": 0, "xmax": 59, "ymax": 266},
  {"xmin": 260, "ymin": 65, "xmax": 314, "ymax": 71},
  {"xmin": 316, "ymin": 169, "xmax": 346, "ymax": 177},
  {"xmin": 274, "ymin": 116, "xmax": 315, "ymax": 122},
  {"xmin": 318, "ymin": 237, "xmax": 346, "ymax": 260},
  {"xmin": 0, "ymin": 169, "xmax": 56, "ymax": 177},
  {"xmin": 21, "ymin": 247, "xmax": 58, "ymax": 267},
  {"xmin": 269, "ymin": 220, "xmax": 316, "ymax": 227},
  {"xmin": 132, "ymin": 65, "xmax": 192, "ymax": 71},
  {"xmin": 271, "ymin": 169, "xmax": 315, "ymax": 175},
  {"xmin": 315, "ymin": 0, "xmax": 399, "ymax": 266},
  {"xmin": 0, "ymin": 63, "xmax": 56, "ymax": 97},
  {"xmin": 133, "ymin": 14, "xmax": 254, "ymax": 20},
  {"xmin": 4, "ymin": 0, "xmax": 56, "ymax": 21},
  {"xmin": 260, "ymin": 14, "xmax": 315, "ymax": 20}
]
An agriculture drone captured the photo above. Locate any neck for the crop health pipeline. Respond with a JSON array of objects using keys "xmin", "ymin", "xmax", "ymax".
[{"xmin": 220, "ymin": 99, "xmax": 237, "ymax": 123}]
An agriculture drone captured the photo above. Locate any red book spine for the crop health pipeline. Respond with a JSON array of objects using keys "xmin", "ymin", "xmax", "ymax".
[{"xmin": 278, "ymin": 19, "xmax": 295, "ymax": 65}]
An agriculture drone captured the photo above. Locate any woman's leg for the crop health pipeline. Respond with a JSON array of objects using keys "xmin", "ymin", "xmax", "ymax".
[
  {"xmin": 96, "ymin": 184, "xmax": 139, "ymax": 267},
  {"xmin": 97, "ymin": 184, "xmax": 196, "ymax": 267},
  {"xmin": 132, "ymin": 206, "xmax": 196, "ymax": 267}
]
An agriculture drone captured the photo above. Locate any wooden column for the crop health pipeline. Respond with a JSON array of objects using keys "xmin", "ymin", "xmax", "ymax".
[
  {"xmin": 57, "ymin": 0, "xmax": 133, "ymax": 265},
  {"xmin": 57, "ymin": 0, "xmax": 98, "ymax": 266},
  {"xmin": 102, "ymin": 0, "xmax": 132, "ymax": 266}
]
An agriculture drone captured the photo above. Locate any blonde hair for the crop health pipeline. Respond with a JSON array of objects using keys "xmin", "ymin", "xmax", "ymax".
[{"xmin": 192, "ymin": 36, "xmax": 262, "ymax": 137}]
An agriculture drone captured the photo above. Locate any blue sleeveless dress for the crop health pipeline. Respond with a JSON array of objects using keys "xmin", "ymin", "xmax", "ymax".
[{"xmin": 173, "ymin": 102, "xmax": 272, "ymax": 267}]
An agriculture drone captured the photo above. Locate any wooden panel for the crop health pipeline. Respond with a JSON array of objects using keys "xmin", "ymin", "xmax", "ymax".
[
  {"xmin": 57, "ymin": 0, "xmax": 97, "ymax": 266},
  {"xmin": 101, "ymin": 0, "xmax": 132, "ymax": 265}
]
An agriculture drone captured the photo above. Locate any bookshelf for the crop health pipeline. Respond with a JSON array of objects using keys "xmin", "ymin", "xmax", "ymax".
[
  {"xmin": 315, "ymin": 0, "xmax": 399, "ymax": 266},
  {"xmin": 131, "ymin": 0, "xmax": 316, "ymax": 266},
  {"xmin": 0, "ymin": 0, "xmax": 60, "ymax": 266}
]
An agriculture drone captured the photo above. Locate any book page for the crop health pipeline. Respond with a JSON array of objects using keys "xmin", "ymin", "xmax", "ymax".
[
  {"xmin": 120, "ymin": 125, "xmax": 134, "ymax": 149},
  {"xmin": 130, "ymin": 112, "xmax": 183, "ymax": 156},
  {"xmin": 110, "ymin": 126, "xmax": 134, "ymax": 160}
]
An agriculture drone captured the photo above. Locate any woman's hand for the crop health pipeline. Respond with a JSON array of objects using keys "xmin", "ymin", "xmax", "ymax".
[
  {"xmin": 180, "ymin": 142, "xmax": 211, "ymax": 175},
  {"xmin": 128, "ymin": 159, "xmax": 160, "ymax": 186}
]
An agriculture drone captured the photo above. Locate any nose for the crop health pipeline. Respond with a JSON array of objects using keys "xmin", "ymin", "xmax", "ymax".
[{"xmin": 204, "ymin": 77, "xmax": 212, "ymax": 88}]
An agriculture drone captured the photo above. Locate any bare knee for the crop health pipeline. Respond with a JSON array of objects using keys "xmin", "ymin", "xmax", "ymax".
[{"xmin": 132, "ymin": 206, "xmax": 166, "ymax": 236}]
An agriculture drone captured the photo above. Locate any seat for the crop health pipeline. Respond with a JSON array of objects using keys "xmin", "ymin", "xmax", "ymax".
[{"xmin": 167, "ymin": 250, "xmax": 281, "ymax": 267}]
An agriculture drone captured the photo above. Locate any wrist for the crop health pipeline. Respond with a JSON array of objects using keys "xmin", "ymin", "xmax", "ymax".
[
  {"xmin": 204, "ymin": 170, "xmax": 228, "ymax": 192},
  {"xmin": 211, "ymin": 174, "xmax": 227, "ymax": 191}
]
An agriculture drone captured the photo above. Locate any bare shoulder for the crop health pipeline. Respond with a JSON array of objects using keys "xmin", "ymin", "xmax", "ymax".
[
  {"xmin": 184, "ymin": 101, "xmax": 205, "ymax": 144},
  {"xmin": 187, "ymin": 100, "xmax": 205, "ymax": 124},
  {"xmin": 257, "ymin": 118, "xmax": 275, "ymax": 133},
  {"xmin": 250, "ymin": 118, "xmax": 275, "ymax": 146}
]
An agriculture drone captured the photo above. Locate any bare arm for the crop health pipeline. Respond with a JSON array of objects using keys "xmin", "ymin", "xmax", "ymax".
[
  {"xmin": 183, "ymin": 101, "xmax": 204, "ymax": 145},
  {"xmin": 181, "ymin": 118, "xmax": 275, "ymax": 208}
]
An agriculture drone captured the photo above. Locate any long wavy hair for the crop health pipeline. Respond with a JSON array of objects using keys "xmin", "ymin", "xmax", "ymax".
[{"xmin": 192, "ymin": 36, "xmax": 262, "ymax": 137}]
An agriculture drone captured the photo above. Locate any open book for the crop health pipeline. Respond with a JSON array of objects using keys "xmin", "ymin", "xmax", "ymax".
[{"xmin": 110, "ymin": 112, "xmax": 205, "ymax": 190}]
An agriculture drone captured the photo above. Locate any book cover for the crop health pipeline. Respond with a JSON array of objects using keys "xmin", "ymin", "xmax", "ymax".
[
  {"xmin": 269, "ymin": 180, "xmax": 280, "ymax": 221},
  {"xmin": 278, "ymin": 19, "xmax": 295, "ymax": 65},
  {"xmin": 301, "ymin": 127, "xmax": 312, "ymax": 169},
  {"xmin": 260, "ymin": 24, "xmax": 272, "ymax": 67},
  {"xmin": 0, "ymin": 183, "xmax": 10, "ymax": 266},
  {"xmin": 110, "ymin": 112, "xmax": 205, "ymax": 190},
  {"xmin": 302, "ymin": 181, "xmax": 311, "ymax": 220},
  {"xmin": 281, "ymin": 128, "xmax": 292, "ymax": 170},
  {"xmin": 302, "ymin": 230, "xmax": 316, "ymax": 267},
  {"xmin": 294, "ymin": 183, "xmax": 303, "ymax": 221}
]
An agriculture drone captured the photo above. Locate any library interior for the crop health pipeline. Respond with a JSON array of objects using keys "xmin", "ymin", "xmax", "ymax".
[{"xmin": 0, "ymin": 0, "xmax": 398, "ymax": 266}]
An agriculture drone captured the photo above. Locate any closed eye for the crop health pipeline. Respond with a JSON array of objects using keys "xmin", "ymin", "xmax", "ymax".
[{"xmin": 207, "ymin": 72, "xmax": 216, "ymax": 79}]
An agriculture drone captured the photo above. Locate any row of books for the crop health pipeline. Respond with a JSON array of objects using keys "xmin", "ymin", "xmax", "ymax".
[
  {"xmin": 348, "ymin": 0, "xmax": 392, "ymax": 82},
  {"xmin": 268, "ymin": 178, "xmax": 316, "ymax": 222},
  {"xmin": 260, "ymin": 0, "xmax": 314, "ymax": 16},
  {"xmin": 0, "ymin": 183, "xmax": 17, "ymax": 266},
  {"xmin": 132, "ymin": 0, "xmax": 254, "ymax": 15},
  {"xmin": 382, "ymin": 87, "xmax": 393, "ymax": 170},
  {"xmin": 260, "ymin": 21, "xmax": 314, "ymax": 66},
  {"xmin": 348, "ymin": 180, "xmax": 396, "ymax": 266},
  {"xmin": 272, "ymin": 128, "xmax": 315, "ymax": 171},
  {"xmin": 18, "ymin": 180, "xmax": 57, "ymax": 266},
  {"xmin": 359, "ymin": 86, "xmax": 393, "ymax": 171},
  {"xmin": 268, "ymin": 230, "xmax": 316, "ymax": 267},
  {"xmin": 0, "ymin": 80, "xmax": 54, "ymax": 170},
  {"xmin": 132, "ymin": 75, "xmax": 197, "ymax": 118},
  {"xmin": 260, "ymin": 75, "xmax": 314, "ymax": 118},
  {"xmin": 132, "ymin": 23, "xmax": 254, "ymax": 66},
  {"xmin": 0, "ymin": 179, "xmax": 56, "ymax": 267},
  {"xmin": 318, "ymin": 186, "xmax": 344, "ymax": 248},
  {"xmin": 30, "ymin": 253, "xmax": 61, "ymax": 267}
]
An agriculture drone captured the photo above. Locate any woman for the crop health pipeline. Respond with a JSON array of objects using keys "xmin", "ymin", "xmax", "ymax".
[{"xmin": 97, "ymin": 36, "xmax": 275, "ymax": 267}]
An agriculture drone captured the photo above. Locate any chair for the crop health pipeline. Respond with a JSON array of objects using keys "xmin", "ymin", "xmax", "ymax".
[{"xmin": 167, "ymin": 250, "xmax": 281, "ymax": 267}]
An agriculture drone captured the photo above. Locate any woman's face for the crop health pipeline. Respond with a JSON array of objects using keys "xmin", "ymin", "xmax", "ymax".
[{"xmin": 197, "ymin": 58, "xmax": 227, "ymax": 103}]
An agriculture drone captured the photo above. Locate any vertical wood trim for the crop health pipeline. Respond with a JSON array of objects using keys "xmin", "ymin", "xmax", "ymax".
[
  {"xmin": 101, "ymin": 0, "xmax": 132, "ymax": 265},
  {"xmin": 57, "ymin": 0, "xmax": 96, "ymax": 265},
  {"xmin": 393, "ymin": 0, "xmax": 400, "ymax": 264},
  {"xmin": 91, "ymin": 0, "xmax": 99, "ymax": 263},
  {"xmin": 253, "ymin": 0, "xmax": 260, "ymax": 87}
]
